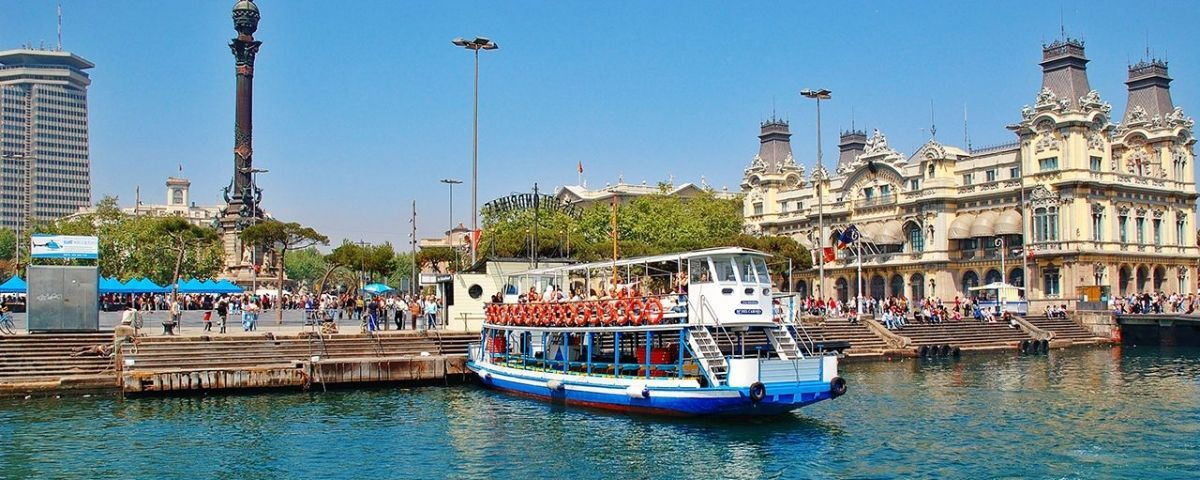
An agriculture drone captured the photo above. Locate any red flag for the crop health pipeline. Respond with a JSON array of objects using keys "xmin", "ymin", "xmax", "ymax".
[
  {"xmin": 822, "ymin": 247, "xmax": 836, "ymax": 263},
  {"xmin": 577, "ymin": 161, "xmax": 583, "ymax": 174},
  {"xmin": 472, "ymin": 229, "xmax": 482, "ymax": 249}
]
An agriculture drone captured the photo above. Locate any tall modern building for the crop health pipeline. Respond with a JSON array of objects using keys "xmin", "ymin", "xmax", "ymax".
[{"xmin": 0, "ymin": 48, "xmax": 93, "ymax": 235}]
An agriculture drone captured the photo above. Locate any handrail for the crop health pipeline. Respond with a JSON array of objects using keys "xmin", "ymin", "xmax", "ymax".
[
  {"xmin": 1014, "ymin": 316, "xmax": 1054, "ymax": 341},
  {"xmin": 863, "ymin": 318, "xmax": 911, "ymax": 349},
  {"xmin": 699, "ymin": 295, "xmax": 736, "ymax": 351}
]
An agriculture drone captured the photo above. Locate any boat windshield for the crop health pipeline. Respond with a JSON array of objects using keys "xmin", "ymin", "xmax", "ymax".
[
  {"xmin": 737, "ymin": 255, "xmax": 771, "ymax": 284},
  {"xmin": 753, "ymin": 257, "xmax": 771, "ymax": 284},
  {"xmin": 714, "ymin": 257, "xmax": 738, "ymax": 283}
]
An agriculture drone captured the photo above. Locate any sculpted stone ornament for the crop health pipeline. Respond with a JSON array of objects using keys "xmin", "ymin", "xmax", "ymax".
[
  {"xmin": 865, "ymin": 129, "xmax": 889, "ymax": 154},
  {"xmin": 1128, "ymin": 105, "xmax": 1148, "ymax": 124},
  {"xmin": 1035, "ymin": 88, "xmax": 1058, "ymax": 108},
  {"xmin": 1166, "ymin": 107, "xmax": 1195, "ymax": 129},
  {"xmin": 1021, "ymin": 105, "xmax": 1034, "ymax": 121},
  {"xmin": 1028, "ymin": 185, "xmax": 1060, "ymax": 208}
]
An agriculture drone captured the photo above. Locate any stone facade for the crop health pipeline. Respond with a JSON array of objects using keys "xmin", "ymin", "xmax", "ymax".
[{"xmin": 742, "ymin": 39, "xmax": 1198, "ymax": 310}]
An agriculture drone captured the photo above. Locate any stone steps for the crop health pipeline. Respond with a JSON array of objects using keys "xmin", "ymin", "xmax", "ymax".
[
  {"xmin": 1024, "ymin": 315, "xmax": 1105, "ymax": 342},
  {"xmin": 0, "ymin": 333, "xmax": 117, "ymax": 380},
  {"xmin": 894, "ymin": 321, "xmax": 1032, "ymax": 346}
]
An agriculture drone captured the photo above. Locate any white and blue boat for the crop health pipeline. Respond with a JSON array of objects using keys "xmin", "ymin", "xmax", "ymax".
[{"xmin": 467, "ymin": 247, "xmax": 846, "ymax": 416}]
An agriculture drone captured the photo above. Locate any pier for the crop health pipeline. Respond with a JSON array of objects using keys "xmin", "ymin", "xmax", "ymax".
[{"xmin": 0, "ymin": 313, "xmax": 1115, "ymax": 397}]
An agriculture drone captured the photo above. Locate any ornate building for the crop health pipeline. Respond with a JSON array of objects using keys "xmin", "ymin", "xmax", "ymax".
[{"xmin": 742, "ymin": 39, "xmax": 1198, "ymax": 309}]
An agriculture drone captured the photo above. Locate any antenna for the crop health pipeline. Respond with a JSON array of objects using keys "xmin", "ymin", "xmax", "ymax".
[
  {"xmin": 1059, "ymin": 7, "xmax": 1065, "ymax": 39},
  {"xmin": 56, "ymin": 0, "xmax": 62, "ymax": 50},
  {"xmin": 1145, "ymin": 29, "xmax": 1150, "ymax": 59},
  {"xmin": 929, "ymin": 99, "xmax": 937, "ymax": 139},
  {"xmin": 851, "ymin": 107, "xmax": 856, "ymax": 131},
  {"xmin": 963, "ymin": 103, "xmax": 971, "ymax": 151}
]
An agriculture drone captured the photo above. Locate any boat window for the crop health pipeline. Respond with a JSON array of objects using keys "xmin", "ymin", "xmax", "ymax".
[
  {"xmin": 715, "ymin": 257, "xmax": 738, "ymax": 283},
  {"xmin": 739, "ymin": 256, "xmax": 758, "ymax": 284},
  {"xmin": 689, "ymin": 258, "xmax": 712, "ymax": 283},
  {"xmin": 753, "ymin": 257, "xmax": 771, "ymax": 284}
]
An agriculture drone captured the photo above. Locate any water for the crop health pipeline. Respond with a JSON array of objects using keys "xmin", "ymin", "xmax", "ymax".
[{"xmin": 2, "ymin": 346, "xmax": 1198, "ymax": 479}]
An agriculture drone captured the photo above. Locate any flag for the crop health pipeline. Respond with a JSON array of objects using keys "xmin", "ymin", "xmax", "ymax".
[
  {"xmin": 577, "ymin": 161, "xmax": 583, "ymax": 174},
  {"xmin": 822, "ymin": 246, "xmax": 836, "ymax": 263},
  {"xmin": 836, "ymin": 225, "xmax": 860, "ymax": 250}
]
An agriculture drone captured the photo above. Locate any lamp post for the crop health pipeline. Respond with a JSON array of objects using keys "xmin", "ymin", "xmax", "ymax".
[
  {"xmin": 801, "ymin": 88, "xmax": 831, "ymax": 309},
  {"xmin": 440, "ymin": 178, "xmax": 463, "ymax": 271},
  {"xmin": 996, "ymin": 237, "xmax": 1007, "ymax": 312},
  {"xmin": 1, "ymin": 153, "xmax": 28, "ymax": 272},
  {"xmin": 451, "ymin": 36, "xmax": 499, "ymax": 266}
]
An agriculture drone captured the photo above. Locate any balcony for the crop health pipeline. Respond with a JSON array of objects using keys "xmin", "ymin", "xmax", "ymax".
[{"xmin": 854, "ymin": 193, "xmax": 896, "ymax": 209}]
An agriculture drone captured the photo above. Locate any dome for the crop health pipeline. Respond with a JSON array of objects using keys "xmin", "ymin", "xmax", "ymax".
[{"xmin": 233, "ymin": 0, "xmax": 259, "ymax": 13}]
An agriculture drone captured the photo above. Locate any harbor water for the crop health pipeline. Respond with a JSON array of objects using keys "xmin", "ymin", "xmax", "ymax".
[{"xmin": 1, "ymin": 346, "xmax": 1197, "ymax": 479}]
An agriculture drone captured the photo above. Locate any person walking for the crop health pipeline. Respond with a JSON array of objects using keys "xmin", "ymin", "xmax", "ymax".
[
  {"xmin": 424, "ymin": 296, "xmax": 439, "ymax": 330},
  {"xmin": 202, "ymin": 309, "xmax": 213, "ymax": 332},
  {"xmin": 366, "ymin": 297, "xmax": 380, "ymax": 332},
  {"xmin": 166, "ymin": 296, "xmax": 182, "ymax": 335},
  {"xmin": 409, "ymin": 296, "xmax": 422, "ymax": 330}
]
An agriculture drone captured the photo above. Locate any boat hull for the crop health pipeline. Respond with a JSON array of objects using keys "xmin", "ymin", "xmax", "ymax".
[{"xmin": 468, "ymin": 361, "xmax": 835, "ymax": 416}]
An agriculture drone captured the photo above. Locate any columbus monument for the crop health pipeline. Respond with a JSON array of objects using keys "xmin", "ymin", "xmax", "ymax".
[{"xmin": 219, "ymin": 0, "xmax": 278, "ymax": 285}]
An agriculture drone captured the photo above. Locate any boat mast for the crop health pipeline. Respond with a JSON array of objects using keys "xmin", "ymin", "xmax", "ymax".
[{"xmin": 611, "ymin": 194, "xmax": 619, "ymax": 287}]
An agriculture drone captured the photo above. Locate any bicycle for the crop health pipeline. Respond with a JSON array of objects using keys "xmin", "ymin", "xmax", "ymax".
[{"xmin": 0, "ymin": 312, "xmax": 16, "ymax": 335}]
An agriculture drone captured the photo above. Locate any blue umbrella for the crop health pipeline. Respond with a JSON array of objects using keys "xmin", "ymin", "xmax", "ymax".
[{"xmin": 361, "ymin": 283, "xmax": 395, "ymax": 295}]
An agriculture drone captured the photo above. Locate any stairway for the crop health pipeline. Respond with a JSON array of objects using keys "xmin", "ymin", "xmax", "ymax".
[
  {"xmin": 0, "ymin": 333, "xmax": 117, "ymax": 391},
  {"xmin": 895, "ymin": 320, "xmax": 1032, "ymax": 347},
  {"xmin": 686, "ymin": 328, "xmax": 728, "ymax": 386},
  {"xmin": 805, "ymin": 317, "xmax": 889, "ymax": 355},
  {"xmin": 765, "ymin": 325, "xmax": 802, "ymax": 360},
  {"xmin": 1024, "ymin": 315, "xmax": 1108, "ymax": 345}
]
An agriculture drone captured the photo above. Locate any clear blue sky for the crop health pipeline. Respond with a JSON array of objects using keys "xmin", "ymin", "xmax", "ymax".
[{"xmin": 2, "ymin": 1, "xmax": 1198, "ymax": 248}]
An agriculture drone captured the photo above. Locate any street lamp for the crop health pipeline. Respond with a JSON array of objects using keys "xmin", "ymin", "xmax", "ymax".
[
  {"xmin": 1, "ymin": 153, "xmax": 28, "ymax": 272},
  {"xmin": 451, "ymin": 36, "xmax": 499, "ymax": 266},
  {"xmin": 440, "ymin": 178, "xmax": 463, "ymax": 271},
  {"xmin": 800, "ymin": 88, "xmax": 831, "ymax": 308}
]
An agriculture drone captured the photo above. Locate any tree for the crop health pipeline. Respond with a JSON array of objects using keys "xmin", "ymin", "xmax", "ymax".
[
  {"xmin": 316, "ymin": 241, "xmax": 363, "ymax": 295},
  {"xmin": 0, "ymin": 228, "xmax": 14, "ymax": 262},
  {"xmin": 387, "ymin": 251, "xmax": 416, "ymax": 292},
  {"xmin": 241, "ymin": 219, "xmax": 329, "ymax": 324},
  {"xmin": 157, "ymin": 218, "xmax": 219, "ymax": 300},
  {"xmin": 284, "ymin": 247, "xmax": 327, "ymax": 289}
]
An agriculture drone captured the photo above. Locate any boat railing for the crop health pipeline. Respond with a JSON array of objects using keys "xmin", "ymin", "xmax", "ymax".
[
  {"xmin": 482, "ymin": 293, "xmax": 689, "ymax": 328},
  {"xmin": 773, "ymin": 293, "xmax": 819, "ymax": 356},
  {"xmin": 699, "ymin": 295, "xmax": 737, "ymax": 351}
]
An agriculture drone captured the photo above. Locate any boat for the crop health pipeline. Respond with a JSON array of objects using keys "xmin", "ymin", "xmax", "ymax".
[{"xmin": 467, "ymin": 247, "xmax": 846, "ymax": 416}]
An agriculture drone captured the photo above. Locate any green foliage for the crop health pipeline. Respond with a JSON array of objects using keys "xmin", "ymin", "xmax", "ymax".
[
  {"xmin": 284, "ymin": 247, "xmax": 327, "ymax": 287},
  {"xmin": 387, "ymin": 251, "xmax": 416, "ymax": 290},
  {"xmin": 0, "ymin": 228, "xmax": 14, "ymax": 261},
  {"xmin": 479, "ymin": 192, "xmax": 752, "ymax": 262},
  {"xmin": 33, "ymin": 199, "xmax": 224, "ymax": 284},
  {"xmin": 316, "ymin": 241, "xmax": 399, "ymax": 293},
  {"xmin": 417, "ymin": 246, "xmax": 460, "ymax": 272}
]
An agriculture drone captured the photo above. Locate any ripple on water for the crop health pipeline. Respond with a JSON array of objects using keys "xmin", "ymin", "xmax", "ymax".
[{"xmin": 0, "ymin": 346, "xmax": 1197, "ymax": 479}]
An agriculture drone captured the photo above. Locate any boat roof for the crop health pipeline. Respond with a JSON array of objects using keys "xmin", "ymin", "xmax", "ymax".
[{"xmin": 514, "ymin": 247, "xmax": 770, "ymax": 276}]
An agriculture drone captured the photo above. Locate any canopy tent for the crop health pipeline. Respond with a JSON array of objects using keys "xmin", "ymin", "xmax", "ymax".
[
  {"xmin": 0, "ymin": 276, "xmax": 25, "ymax": 293},
  {"xmin": 175, "ymin": 278, "xmax": 205, "ymax": 293},
  {"xmin": 213, "ymin": 279, "xmax": 244, "ymax": 294},
  {"xmin": 130, "ymin": 278, "xmax": 169, "ymax": 294},
  {"xmin": 99, "ymin": 277, "xmax": 125, "ymax": 293},
  {"xmin": 362, "ymin": 283, "xmax": 395, "ymax": 295}
]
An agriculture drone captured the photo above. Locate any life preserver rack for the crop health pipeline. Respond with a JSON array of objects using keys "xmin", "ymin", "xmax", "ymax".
[{"xmin": 484, "ymin": 297, "xmax": 667, "ymax": 328}]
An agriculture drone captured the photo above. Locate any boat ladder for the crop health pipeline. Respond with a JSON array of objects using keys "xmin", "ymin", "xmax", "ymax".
[
  {"xmin": 766, "ymin": 325, "xmax": 803, "ymax": 360},
  {"xmin": 687, "ymin": 327, "xmax": 728, "ymax": 386}
]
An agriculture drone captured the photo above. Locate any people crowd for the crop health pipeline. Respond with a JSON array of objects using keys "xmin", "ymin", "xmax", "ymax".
[{"xmin": 1111, "ymin": 292, "xmax": 1199, "ymax": 315}]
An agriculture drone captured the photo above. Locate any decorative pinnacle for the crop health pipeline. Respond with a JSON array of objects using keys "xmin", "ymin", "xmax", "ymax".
[{"xmin": 232, "ymin": 0, "xmax": 260, "ymax": 36}]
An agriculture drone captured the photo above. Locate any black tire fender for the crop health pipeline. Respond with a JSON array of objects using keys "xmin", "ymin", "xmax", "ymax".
[
  {"xmin": 830, "ymin": 376, "xmax": 848, "ymax": 398},
  {"xmin": 748, "ymin": 382, "xmax": 766, "ymax": 403}
]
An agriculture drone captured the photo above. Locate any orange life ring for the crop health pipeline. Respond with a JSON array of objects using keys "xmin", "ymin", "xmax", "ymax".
[
  {"xmin": 539, "ymin": 303, "xmax": 551, "ymax": 327},
  {"xmin": 582, "ymin": 301, "xmax": 594, "ymax": 326},
  {"xmin": 517, "ymin": 304, "xmax": 529, "ymax": 326},
  {"xmin": 613, "ymin": 299, "xmax": 629, "ymax": 326},
  {"xmin": 645, "ymin": 298, "xmax": 665, "ymax": 325},
  {"xmin": 575, "ymin": 302, "xmax": 588, "ymax": 327},
  {"xmin": 505, "ymin": 304, "xmax": 515, "ymax": 326},
  {"xmin": 566, "ymin": 303, "xmax": 580, "ymax": 326},
  {"xmin": 627, "ymin": 298, "xmax": 645, "ymax": 326},
  {"xmin": 488, "ymin": 304, "xmax": 499, "ymax": 323},
  {"xmin": 552, "ymin": 304, "xmax": 566, "ymax": 326}
]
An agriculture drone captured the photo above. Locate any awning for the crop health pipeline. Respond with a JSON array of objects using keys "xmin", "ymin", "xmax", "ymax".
[
  {"xmin": 994, "ymin": 209, "xmax": 1022, "ymax": 236},
  {"xmin": 857, "ymin": 223, "xmax": 879, "ymax": 243},
  {"xmin": 876, "ymin": 220, "xmax": 904, "ymax": 245},
  {"xmin": 0, "ymin": 276, "xmax": 25, "ymax": 293},
  {"xmin": 970, "ymin": 210, "xmax": 999, "ymax": 238},
  {"xmin": 948, "ymin": 213, "xmax": 975, "ymax": 239}
]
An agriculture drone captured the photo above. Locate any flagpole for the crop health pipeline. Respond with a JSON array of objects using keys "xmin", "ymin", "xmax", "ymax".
[{"xmin": 856, "ymin": 230, "xmax": 863, "ymax": 319}]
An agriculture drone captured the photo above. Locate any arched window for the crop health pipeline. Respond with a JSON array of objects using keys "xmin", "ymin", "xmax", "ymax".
[
  {"xmin": 927, "ymin": 163, "xmax": 935, "ymax": 178},
  {"xmin": 984, "ymin": 269, "xmax": 1003, "ymax": 285},
  {"xmin": 1009, "ymin": 268, "xmax": 1025, "ymax": 298},
  {"xmin": 962, "ymin": 271, "xmax": 980, "ymax": 292},
  {"xmin": 870, "ymin": 275, "xmax": 886, "ymax": 300},
  {"xmin": 835, "ymin": 278, "xmax": 849, "ymax": 303},
  {"xmin": 172, "ymin": 189, "xmax": 184, "ymax": 205},
  {"xmin": 890, "ymin": 274, "xmax": 904, "ymax": 298},
  {"xmin": 907, "ymin": 223, "xmax": 924, "ymax": 252},
  {"xmin": 910, "ymin": 273, "xmax": 925, "ymax": 300}
]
